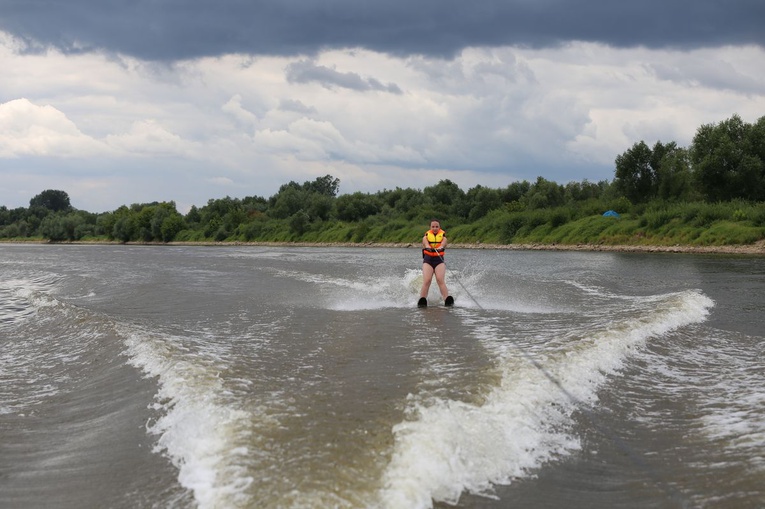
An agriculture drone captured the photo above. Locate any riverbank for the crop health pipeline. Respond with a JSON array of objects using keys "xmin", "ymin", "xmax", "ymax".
[
  {"xmin": 3, "ymin": 239, "xmax": 765, "ymax": 255},
  {"xmin": 166, "ymin": 239, "xmax": 765, "ymax": 254},
  {"xmin": 179, "ymin": 240, "xmax": 765, "ymax": 255},
  {"xmin": 452, "ymin": 240, "xmax": 765, "ymax": 255}
]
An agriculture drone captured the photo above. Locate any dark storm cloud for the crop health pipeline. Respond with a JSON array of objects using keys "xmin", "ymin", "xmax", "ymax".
[
  {"xmin": 1, "ymin": 0, "xmax": 763, "ymax": 61},
  {"xmin": 285, "ymin": 60, "xmax": 402, "ymax": 93}
]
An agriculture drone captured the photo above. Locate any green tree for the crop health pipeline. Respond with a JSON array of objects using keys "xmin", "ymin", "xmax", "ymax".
[
  {"xmin": 270, "ymin": 186, "xmax": 305, "ymax": 219},
  {"xmin": 466, "ymin": 185, "xmax": 501, "ymax": 221},
  {"xmin": 39, "ymin": 213, "xmax": 86, "ymax": 241},
  {"xmin": 16, "ymin": 219, "xmax": 30, "ymax": 237},
  {"xmin": 305, "ymin": 193, "xmax": 334, "ymax": 221},
  {"xmin": 335, "ymin": 192, "xmax": 381, "ymax": 222},
  {"xmin": 185, "ymin": 205, "xmax": 202, "ymax": 226},
  {"xmin": 379, "ymin": 187, "xmax": 424, "ymax": 218},
  {"xmin": 198, "ymin": 197, "xmax": 243, "ymax": 238},
  {"xmin": 111, "ymin": 206, "xmax": 136, "ymax": 242},
  {"xmin": 160, "ymin": 214, "xmax": 185, "ymax": 242},
  {"xmin": 656, "ymin": 146, "xmax": 695, "ymax": 200},
  {"xmin": 691, "ymin": 114, "xmax": 765, "ymax": 201},
  {"xmin": 0, "ymin": 206, "xmax": 10, "ymax": 227},
  {"xmin": 134, "ymin": 206, "xmax": 156, "ymax": 241},
  {"xmin": 564, "ymin": 180, "xmax": 607, "ymax": 203},
  {"xmin": 288, "ymin": 210, "xmax": 311, "ymax": 235},
  {"xmin": 304, "ymin": 174, "xmax": 340, "ymax": 197},
  {"xmin": 614, "ymin": 141, "xmax": 656, "ymax": 203},
  {"xmin": 25, "ymin": 205, "xmax": 52, "ymax": 235},
  {"xmin": 2, "ymin": 223, "xmax": 20, "ymax": 238},
  {"xmin": 501, "ymin": 181, "xmax": 531, "ymax": 203},
  {"xmin": 748, "ymin": 116, "xmax": 765, "ymax": 164},
  {"xmin": 39, "ymin": 214, "xmax": 59, "ymax": 241},
  {"xmin": 204, "ymin": 215, "xmax": 223, "ymax": 238},
  {"xmin": 150, "ymin": 206, "xmax": 169, "ymax": 241},
  {"xmin": 96, "ymin": 212, "xmax": 116, "ymax": 237},
  {"xmin": 526, "ymin": 177, "xmax": 564, "ymax": 209},
  {"xmin": 423, "ymin": 179, "xmax": 465, "ymax": 218},
  {"xmin": 242, "ymin": 195, "xmax": 268, "ymax": 215},
  {"xmin": 30, "ymin": 190, "xmax": 71, "ymax": 212}
]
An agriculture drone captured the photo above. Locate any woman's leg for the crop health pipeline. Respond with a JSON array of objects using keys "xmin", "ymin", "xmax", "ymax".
[
  {"xmin": 434, "ymin": 263, "xmax": 449, "ymax": 300},
  {"xmin": 420, "ymin": 262, "xmax": 435, "ymax": 298}
]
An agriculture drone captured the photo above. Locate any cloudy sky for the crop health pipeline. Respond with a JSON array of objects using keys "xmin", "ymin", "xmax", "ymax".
[{"xmin": 1, "ymin": 1, "xmax": 764, "ymax": 213}]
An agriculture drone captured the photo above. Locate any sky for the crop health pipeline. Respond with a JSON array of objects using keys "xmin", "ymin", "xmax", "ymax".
[{"xmin": 1, "ymin": 1, "xmax": 764, "ymax": 213}]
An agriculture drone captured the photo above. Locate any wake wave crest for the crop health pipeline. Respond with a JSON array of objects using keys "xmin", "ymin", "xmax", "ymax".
[
  {"xmin": 379, "ymin": 290, "xmax": 714, "ymax": 508},
  {"xmin": 119, "ymin": 324, "xmax": 255, "ymax": 509}
]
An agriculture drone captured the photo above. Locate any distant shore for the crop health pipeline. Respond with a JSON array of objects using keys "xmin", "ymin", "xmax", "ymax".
[
  {"xmin": 3, "ymin": 239, "xmax": 765, "ymax": 255},
  {"xmin": 450, "ymin": 240, "xmax": 765, "ymax": 255},
  {"xmin": 185, "ymin": 240, "xmax": 765, "ymax": 255}
]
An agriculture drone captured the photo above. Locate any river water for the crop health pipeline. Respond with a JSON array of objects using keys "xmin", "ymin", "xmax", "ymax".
[{"xmin": 1, "ymin": 244, "xmax": 763, "ymax": 508}]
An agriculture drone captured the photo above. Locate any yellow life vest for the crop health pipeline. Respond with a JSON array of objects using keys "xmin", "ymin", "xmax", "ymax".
[{"xmin": 423, "ymin": 229, "xmax": 446, "ymax": 257}]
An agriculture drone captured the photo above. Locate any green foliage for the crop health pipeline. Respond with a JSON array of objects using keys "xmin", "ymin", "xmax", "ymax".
[
  {"xmin": 335, "ymin": 192, "xmax": 382, "ymax": 221},
  {"xmin": 465, "ymin": 185, "xmax": 501, "ymax": 221},
  {"xmin": 500, "ymin": 214, "xmax": 527, "ymax": 243},
  {"xmin": 90, "ymin": 202, "xmax": 185, "ymax": 243},
  {"xmin": 161, "ymin": 214, "xmax": 186, "ymax": 242},
  {"xmin": 691, "ymin": 114, "xmax": 765, "ymax": 201},
  {"xmin": 3, "ymin": 114, "xmax": 765, "ymax": 248},
  {"xmin": 112, "ymin": 210, "xmax": 135, "ymax": 243},
  {"xmin": 502, "ymin": 181, "xmax": 531, "ymax": 203},
  {"xmin": 526, "ymin": 177, "xmax": 565, "ymax": 209},
  {"xmin": 613, "ymin": 140, "xmax": 689, "ymax": 203},
  {"xmin": 656, "ymin": 146, "xmax": 696, "ymax": 201},
  {"xmin": 39, "ymin": 214, "xmax": 71, "ymax": 241},
  {"xmin": 353, "ymin": 220, "xmax": 372, "ymax": 242},
  {"xmin": 29, "ymin": 190, "xmax": 72, "ymax": 212},
  {"xmin": 415, "ymin": 179, "xmax": 465, "ymax": 220},
  {"xmin": 288, "ymin": 210, "xmax": 311, "ymax": 236},
  {"xmin": 615, "ymin": 141, "xmax": 656, "ymax": 202},
  {"xmin": 305, "ymin": 174, "xmax": 341, "ymax": 197},
  {"xmin": 33, "ymin": 210, "xmax": 97, "ymax": 242}
]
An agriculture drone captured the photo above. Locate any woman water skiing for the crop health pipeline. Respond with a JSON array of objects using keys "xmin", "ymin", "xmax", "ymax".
[{"xmin": 418, "ymin": 219, "xmax": 454, "ymax": 307}]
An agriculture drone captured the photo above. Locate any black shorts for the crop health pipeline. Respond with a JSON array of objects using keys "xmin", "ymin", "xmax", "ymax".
[{"xmin": 422, "ymin": 254, "xmax": 444, "ymax": 269}]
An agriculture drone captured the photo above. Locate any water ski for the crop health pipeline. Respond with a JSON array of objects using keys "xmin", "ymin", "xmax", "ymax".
[{"xmin": 417, "ymin": 296, "xmax": 453, "ymax": 308}]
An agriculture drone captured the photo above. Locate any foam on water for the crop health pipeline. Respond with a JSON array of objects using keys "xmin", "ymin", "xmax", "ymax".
[
  {"xmin": 273, "ymin": 267, "xmax": 424, "ymax": 309},
  {"xmin": 4, "ymin": 269, "xmax": 285, "ymax": 508},
  {"xmin": 0, "ymin": 280, "xmax": 40, "ymax": 327},
  {"xmin": 637, "ymin": 326, "xmax": 765, "ymax": 474},
  {"xmin": 0, "ymin": 276, "xmax": 91, "ymax": 414},
  {"xmin": 120, "ymin": 325, "xmax": 255, "ymax": 509},
  {"xmin": 275, "ymin": 265, "xmax": 562, "ymax": 314},
  {"xmin": 379, "ymin": 289, "xmax": 714, "ymax": 508}
]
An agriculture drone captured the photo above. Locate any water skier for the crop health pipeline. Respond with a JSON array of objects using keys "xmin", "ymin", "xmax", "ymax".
[{"xmin": 418, "ymin": 219, "xmax": 454, "ymax": 307}]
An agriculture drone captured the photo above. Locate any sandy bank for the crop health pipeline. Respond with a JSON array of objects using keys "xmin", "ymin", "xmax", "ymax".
[{"xmin": 4, "ymin": 239, "xmax": 765, "ymax": 255}]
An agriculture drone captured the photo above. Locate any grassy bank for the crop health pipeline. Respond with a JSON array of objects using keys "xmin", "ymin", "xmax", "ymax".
[
  {"xmin": 442, "ymin": 200, "xmax": 765, "ymax": 248},
  {"xmin": 3, "ymin": 200, "xmax": 764, "ymax": 254}
]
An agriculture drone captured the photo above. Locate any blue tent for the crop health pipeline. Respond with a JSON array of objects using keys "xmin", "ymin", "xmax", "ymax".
[{"xmin": 602, "ymin": 210, "xmax": 620, "ymax": 218}]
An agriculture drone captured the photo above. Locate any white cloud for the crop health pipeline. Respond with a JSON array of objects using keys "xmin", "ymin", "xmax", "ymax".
[
  {"xmin": 0, "ymin": 98, "xmax": 110, "ymax": 158},
  {"xmin": 222, "ymin": 94, "xmax": 258, "ymax": 127},
  {"xmin": 104, "ymin": 119, "xmax": 197, "ymax": 157},
  {"xmin": 206, "ymin": 176, "xmax": 235, "ymax": 186}
]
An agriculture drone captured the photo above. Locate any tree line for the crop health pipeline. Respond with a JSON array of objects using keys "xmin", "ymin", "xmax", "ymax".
[{"xmin": 1, "ymin": 114, "xmax": 764, "ymax": 246}]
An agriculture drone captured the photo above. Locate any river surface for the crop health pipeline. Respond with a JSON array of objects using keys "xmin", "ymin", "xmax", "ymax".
[{"xmin": 1, "ymin": 244, "xmax": 763, "ymax": 508}]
